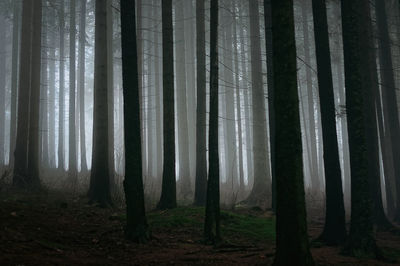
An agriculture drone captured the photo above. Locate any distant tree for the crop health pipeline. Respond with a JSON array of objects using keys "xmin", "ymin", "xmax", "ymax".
[
  {"xmin": 311, "ymin": 0, "xmax": 346, "ymax": 245},
  {"xmin": 48, "ymin": 7, "xmax": 56, "ymax": 168},
  {"xmin": 9, "ymin": 0, "xmax": 20, "ymax": 167},
  {"xmin": 0, "ymin": 13, "xmax": 5, "ymax": 170},
  {"xmin": 78, "ymin": 0, "xmax": 88, "ymax": 172},
  {"xmin": 88, "ymin": 0, "xmax": 112, "ymax": 206},
  {"xmin": 157, "ymin": 0, "xmax": 177, "ymax": 210},
  {"xmin": 341, "ymin": 0, "xmax": 380, "ymax": 257},
  {"xmin": 244, "ymin": 0, "xmax": 271, "ymax": 209},
  {"xmin": 204, "ymin": 0, "xmax": 220, "ymax": 244},
  {"xmin": 194, "ymin": 0, "xmax": 207, "ymax": 206},
  {"xmin": 120, "ymin": 0, "xmax": 150, "ymax": 243},
  {"xmin": 58, "ymin": 0, "xmax": 66, "ymax": 171},
  {"xmin": 69, "ymin": 0, "xmax": 78, "ymax": 183},
  {"xmin": 271, "ymin": 0, "xmax": 314, "ymax": 265}
]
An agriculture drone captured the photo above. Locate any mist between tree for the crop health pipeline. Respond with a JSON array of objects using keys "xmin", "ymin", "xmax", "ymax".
[{"xmin": 0, "ymin": 0, "xmax": 400, "ymax": 265}]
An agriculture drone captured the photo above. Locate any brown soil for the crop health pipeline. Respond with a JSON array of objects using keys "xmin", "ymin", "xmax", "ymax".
[{"xmin": 1, "ymin": 189, "xmax": 400, "ymax": 265}]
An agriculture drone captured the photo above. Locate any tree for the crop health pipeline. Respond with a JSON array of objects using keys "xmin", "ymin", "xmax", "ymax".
[
  {"xmin": 120, "ymin": 0, "xmax": 150, "ymax": 243},
  {"xmin": 69, "ymin": 0, "xmax": 78, "ymax": 183},
  {"xmin": 78, "ymin": 0, "xmax": 88, "ymax": 172},
  {"xmin": 13, "ymin": 0, "xmax": 42, "ymax": 189},
  {"xmin": 0, "ymin": 13, "xmax": 5, "ymax": 171},
  {"xmin": 58, "ymin": 0, "xmax": 65, "ymax": 171},
  {"xmin": 341, "ymin": 0, "xmax": 380, "ymax": 257},
  {"xmin": 244, "ymin": 0, "xmax": 271, "ymax": 209},
  {"xmin": 174, "ymin": 0, "xmax": 191, "ymax": 199},
  {"xmin": 271, "ymin": 0, "xmax": 314, "ymax": 265},
  {"xmin": 194, "ymin": 0, "xmax": 207, "ymax": 206},
  {"xmin": 157, "ymin": 0, "xmax": 177, "ymax": 210},
  {"xmin": 9, "ymin": 0, "xmax": 20, "ymax": 167},
  {"xmin": 88, "ymin": 0, "xmax": 112, "ymax": 206},
  {"xmin": 311, "ymin": 0, "xmax": 346, "ymax": 245},
  {"xmin": 204, "ymin": 0, "xmax": 220, "ymax": 244}
]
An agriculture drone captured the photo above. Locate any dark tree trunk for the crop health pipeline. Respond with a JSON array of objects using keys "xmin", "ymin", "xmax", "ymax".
[
  {"xmin": 204, "ymin": 0, "xmax": 220, "ymax": 244},
  {"xmin": 311, "ymin": 0, "xmax": 346, "ymax": 245},
  {"xmin": 194, "ymin": 0, "xmax": 207, "ymax": 206},
  {"xmin": 120, "ymin": 0, "xmax": 150, "ymax": 243},
  {"xmin": 271, "ymin": 0, "xmax": 314, "ymax": 265},
  {"xmin": 157, "ymin": 0, "xmax": 177, "ymax": 210},
  {"xmin": 88, "ymin": 0, "xmax": 112, "ymax": 206},
  {"xmin": 27, "ymin": 0, "xmax": 43, "ymax": 187},
  {"xmin": 0, "ymin": 14, "xmax": 5, "ymax": 169},
  {"xmin": 341, "ymin": 0, "xmax": 380, "ymax": 257},
  {"xmin": 264, "ymin": 0, "xmax": 276, "ymax": 212}
]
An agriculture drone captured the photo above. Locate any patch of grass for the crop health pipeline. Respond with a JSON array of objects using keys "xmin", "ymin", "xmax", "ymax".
[
  {"xmin": 220, "ymin": 210, "xmax": 275, "ymax": 241},
  {"xmin": 146, "ymin": 207, "xmax": 275, "ymax": 242}
]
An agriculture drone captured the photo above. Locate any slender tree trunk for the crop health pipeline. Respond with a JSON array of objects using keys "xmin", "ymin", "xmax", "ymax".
[
  {"xmin": 9, "ymin": 0, "xmax": 20, "ymax": 168},
  {"xmin": 0, "ymin": 14, "xmax": 6, "ymax": 169},
  {"xmin": 194, "ymin": 0, "xmax": 207, "ymax": 206},
  {"xmin": 88, "ymin": 0, "xmax": 112, "ymax": 206},
  {"xmin": 271, "ymin": 0, "xmax": 314, "ymax": 264},
  {"xmin": 40, "ymin": 10, "xmax": 49, "ymax": 168},
  {"xmin": 48, "ymin": 8, "xmax": 56, "ymax": 168},
  {"xmin": 78, "ymin": 0, "xmax": 88, "ymax": 172},
  {"xmin": 120, "ymin": 0, "xmax": 150, "ymax": 243},
  {"xmin": 311, "ymin": 0, "xmax": 346, "ymax": 244},
  {"xmin": 204, "ymin": 0, "xmax": 220, "ymax": 244},
  {"xmin": 58, "ymin": 0, "xmax": 65, "ymax": 171},
  {"xmin": 69, "ymin": 0, "xmax": 77, "ymax": 183},
  {"xmin": 157, "ymin": 0, "xmax": 177, "ymax": 210}
]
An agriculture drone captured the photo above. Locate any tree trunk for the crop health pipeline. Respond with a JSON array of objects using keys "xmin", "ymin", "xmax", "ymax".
[
  {"xmin": 0, "ymin": 13, "xmax": 6, "ymax": 169},
  {"xmin": 48, "ymin": 7, "xmax": 56, "ymax": 168},
  {"xmin": 204, "ymin": 0, "xmax": 220, "ymax": 244},
  {"xmin": 157, "ymin": 0, "xmax": 177, "ymax": 210},
  {"xmin": 120, "ymin": 0, "xmax": 150, "ymax": 243},
  {"xmin": 78, "ymin": 0, "xmax": 88, "ymax": 172},
  {"xmin": 271, "ymin": 0, "xmax": 314, "ymax": 264},
  {"xmin": 88, "ymin": 0, "xmax": 112, "ymax": 206},
  {"xmin": 245, "ymin": 0, "xmax": 271, "ymax": 209},
  {"xmin": 341, "ymin": 0, "xmax": 380, "ymax": 257},
  {"xmin": 194, "ymin": 0, "xmax": 207, "ymax": 206},
  {"xmin": 58, "ymin": 0, "xmax": 65, "ymax": 171}
]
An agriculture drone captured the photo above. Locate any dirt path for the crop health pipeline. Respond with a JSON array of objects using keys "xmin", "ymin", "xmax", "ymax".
[{"xmin": 0, "ymin": 190, "xmax": 399, "ymax": 265}]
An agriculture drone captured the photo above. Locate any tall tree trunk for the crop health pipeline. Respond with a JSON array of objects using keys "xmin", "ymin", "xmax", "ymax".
[
  {"xmin": 78, "ymin": 0, "xmax": 88, "ymax": 172},
  {"xmin": 157, "ymin": 0, "xmax": 177, "ymax": 210},
  {"xmin": 204, "ymin": 0, "xmax": 220, "ymax": 244},
  {"xmin": 40, "ymin": 10, "xmax": 49, "ymax": 168},
  {"xmin": 69, "ymin": 0, "xmax": 78, "ymax": 183},
  {"xmin": 301, "ymin": 0, "xmax": 320, "ymax": 192},
  {"xmin": 311, "ymin": 0, "xmax": 346, "ymax": 245},
  {"xmin": 58, "ymin": 0, "xmax": 65, "ymax": 171},
  {"xmin": 245, "ymin": 0, "xmax": 271, "ymax": 209},
  {"xmin": 341, "ymin": 0, "xmax": 380, "ymax": 257},
  {"xmin": 194, "ymin": 0, "xmax": 207, "ymax": 206},
  {"xmin": 174, "ymin": 0, "xmax": 192, "ymax": 199},
  {"xmin": 9, "ymin": 0, "xmax": 21, "ymax": 168},
  {"xmin": 48, "ymin": 7, "xmax": 56, "ymax": 168},
  {"xmin": 27, "ymin": 0, "xmax": 43, "ymax": 187},
  {"xmin": 88, "ymin": 0, "xmax": 112, "ymax": 206},
  {"xmin": 374, "ymin": 0, "xmax": 400, "ymax": 223},
  {"xmin": 120, "ymin": 0, "xmax": 150, "ymax": 243},
  {"xmin": 0, "ymin": 14, "xmax": 6, "ymax": 169},
  {"xmin": 271, "ymin": 0, "xmax": 314, "ymax": 264}
]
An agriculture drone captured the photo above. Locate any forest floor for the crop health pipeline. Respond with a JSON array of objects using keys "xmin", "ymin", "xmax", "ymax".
[{"xmin": 1, "ymin": 189, "xmax": 400, "ymax": 265}]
